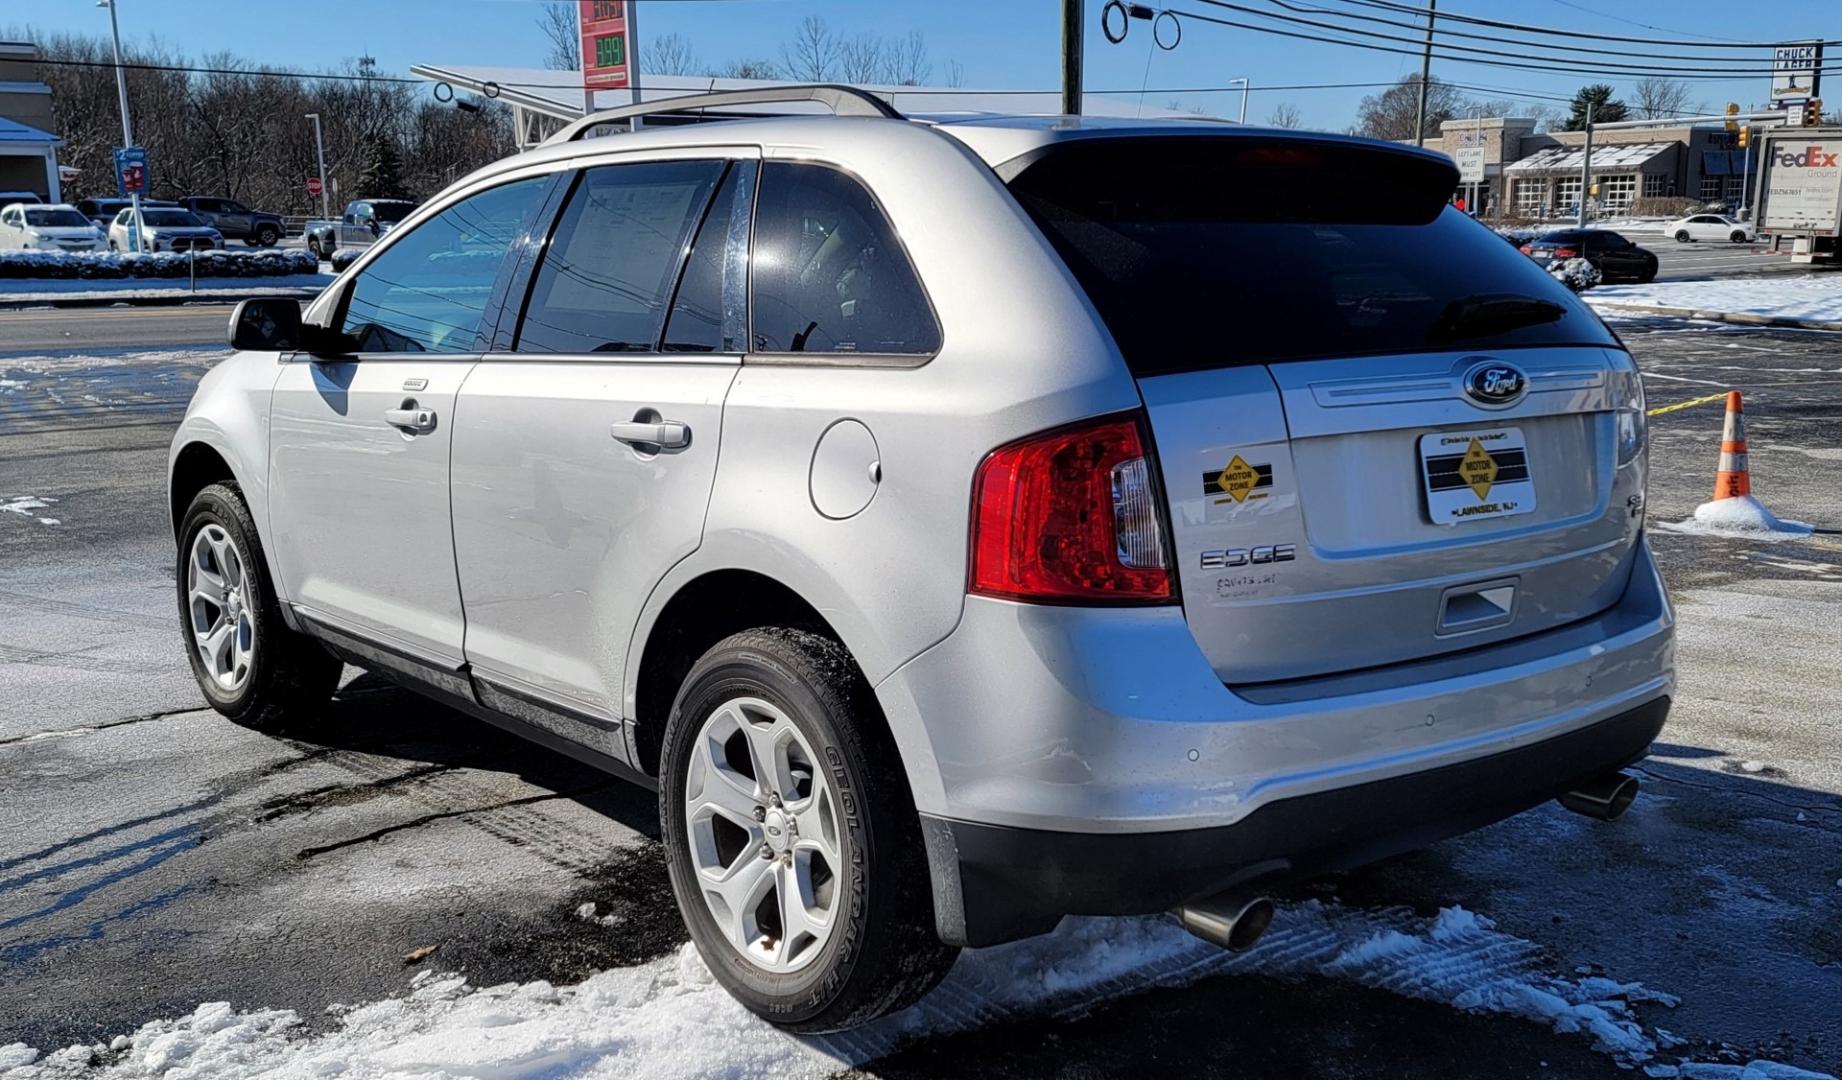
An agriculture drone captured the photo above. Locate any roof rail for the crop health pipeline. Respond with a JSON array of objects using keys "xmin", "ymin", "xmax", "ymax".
[{"xmin": 544, "ymin": 84, "xmax": 903, "ymax": 145}]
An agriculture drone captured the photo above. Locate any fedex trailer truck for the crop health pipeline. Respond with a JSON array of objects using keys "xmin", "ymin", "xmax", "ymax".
[{"xmin": 1754, "ymin": 127, "xmax": 1842, "ymax": 263}]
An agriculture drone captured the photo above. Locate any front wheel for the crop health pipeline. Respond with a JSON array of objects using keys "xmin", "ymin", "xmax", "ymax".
[
  {"xmin": 177, "ymin": 482, "xmax": 341, "ymax": 731},
  {"xmin": 659, "ymin": 629, "xmax": 958, "ymax": 1033},
  {"xmin": 1731, "ymin": 231, "xmax": 1749, "ymax": 244}
]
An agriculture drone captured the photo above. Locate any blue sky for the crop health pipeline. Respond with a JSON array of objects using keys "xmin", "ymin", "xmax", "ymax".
[{"xmin": 14, "ymin": 0, "xmax": 1838, "ymax": 130}]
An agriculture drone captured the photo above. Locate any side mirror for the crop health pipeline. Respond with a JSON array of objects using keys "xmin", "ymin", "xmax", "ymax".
[
  {"xmin": 364, "ymin": 217, "xmax": 380, "ymax": 236},
  {"xmin": 228, "ymin": 297, "xmax": 303, "ymax": 351}
]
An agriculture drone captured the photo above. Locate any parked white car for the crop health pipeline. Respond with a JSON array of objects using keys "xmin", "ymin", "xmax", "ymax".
[
  {"xmin": 0, "ymin": 202, "xmax": 107, "ymax": 252},
  {"xmin": 107, "ymin": 207, "xmax": 224, "ymax": 252},
  {"xmin": 1667, "ymin": 214, "xmax": 1755, "ymax": 243}
]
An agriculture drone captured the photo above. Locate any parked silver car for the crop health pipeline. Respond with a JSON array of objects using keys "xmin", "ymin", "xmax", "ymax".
[
  {"xmin": 169, "ymin": 88, "xmax": 1672, "ymax": 1033},
  {"xmin": 108, "ymin": 206, "xmax": 223, "ymax": 252}
]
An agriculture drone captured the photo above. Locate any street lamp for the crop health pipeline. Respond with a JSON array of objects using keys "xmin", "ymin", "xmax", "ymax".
[
  {"xmin": 1228, "ymin": 76, "xmax": 1249, "ymax": 124},
  {"xmin": 96, "ymin": 0, "xmax": 142, "ymax": 253},
  {"xmin": 305, "ymin": 113, "xmax": 330, "ymax": 222}
]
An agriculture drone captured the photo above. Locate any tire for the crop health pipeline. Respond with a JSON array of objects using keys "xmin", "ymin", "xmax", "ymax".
[
  {"xmin": 177, "ymin": 482, "xmax": 341, "ymax": 731},
  {"xmin": 1674, "ymin": 231, "xmax": 1691, "ymax": 243},
  {"xmin": 659, "ymin": 628, "xmax": 958, "ymax": 1033},
  {"xmin": 1730, "ymin": 231, "xmax": 1748, "ymax": 244},
  {"xmin": 254, "ymin": 224, "xmax": 280, "ymax": 247},
  {"xmin": 1639, "ymin": 263, "xmax": 1658, "ymax": 284}
]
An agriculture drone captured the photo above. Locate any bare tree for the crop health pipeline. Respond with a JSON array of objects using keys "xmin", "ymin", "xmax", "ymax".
[
  {"xmin": 1267, "ymin": 102, "xmax": 1303, "ymax": 129},
  {"xmin": 879, "ymin": 30, "xmax": 932, "ymax": 86},
  {"xmin": 1631, "ymin": 77, "xmax": 1700, "ymax": 121},
  {"xmin": 536, "ymin": 2, "xmax": 578, "ymax": 71},
  {"xmin": 839, "ymin": 34, "xmax": 882, "ymax": 84},
  {"xmin": 1355, "ymin": 75, "xmax": 1466, "ymax": 141},
  {"xmin": 779, "ymin": 16, "xmax": 838, "ymax": 81},
  {"xmin": 944, "ymin": 59, "xmax": 966, "ymax": 88},
  {"xmin": 717, "ymin": 58, "xmax": 781, "ymax": 80},
  {"xmin": 644, "ymin": 32, "xmax": 701, "ymax": 77}
]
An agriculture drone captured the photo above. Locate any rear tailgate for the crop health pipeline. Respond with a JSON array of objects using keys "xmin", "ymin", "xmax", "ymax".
[{"xmin": 1006, "ymin": 133, "xmax": 1646, "ymax": 684}]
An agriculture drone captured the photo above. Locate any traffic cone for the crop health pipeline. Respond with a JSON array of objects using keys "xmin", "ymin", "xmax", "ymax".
[{"xmin": 1711, "ymin": 391, "xmax": 1750, "ymax": 501}]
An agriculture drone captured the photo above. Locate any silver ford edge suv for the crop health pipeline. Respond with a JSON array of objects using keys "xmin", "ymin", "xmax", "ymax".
[{"xmin": 168, "ymin": 87, "xmax": 1672, "ymax": 1032}]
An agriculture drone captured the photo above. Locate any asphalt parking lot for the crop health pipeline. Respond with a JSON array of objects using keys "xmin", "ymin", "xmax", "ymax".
[{"xmin": 0, "ymin": 310, "xmax": 1838, "ymax": 1077}]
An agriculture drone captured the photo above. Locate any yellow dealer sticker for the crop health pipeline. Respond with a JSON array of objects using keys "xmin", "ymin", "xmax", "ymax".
[{"xmin": 1202, "ymin": 455, "xmax": 1273, "ymax": 504}]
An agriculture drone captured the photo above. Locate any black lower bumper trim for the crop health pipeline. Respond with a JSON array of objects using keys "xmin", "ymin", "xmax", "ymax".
[{"xmin": 921, "ymin": 695, "xmax": 1669, "ymax": 947}]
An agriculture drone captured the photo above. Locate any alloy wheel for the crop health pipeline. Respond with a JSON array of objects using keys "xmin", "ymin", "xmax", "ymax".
[
  {"xmin": 187, "ymin": 523, "xmax": 254, "ymax": 692},
  {"xmin": 682, "ymin": 695, "xmax": 842, "ymax": 974}
]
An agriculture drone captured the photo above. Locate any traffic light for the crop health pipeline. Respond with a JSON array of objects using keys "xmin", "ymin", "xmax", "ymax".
[
  {"xmin": 1803, "ymin": 99, "xmax": 1825, "ymax": 126},
  {"xmin": 1725, "ymin": 102, "xmax": 1741, "ymax": 132},
  {"xmin": 1738, "ymin": 125, "xmax": 1751, "ymax": 148}
]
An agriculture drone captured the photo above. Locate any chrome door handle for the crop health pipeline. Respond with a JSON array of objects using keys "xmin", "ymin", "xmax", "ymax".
[
  {"xmin": 384, "ymin": 403, "xmax": 437, "ymax": 434},
  {"xmin": 610, "ymin": 420, "xmax": 691, "ymax": 449}
]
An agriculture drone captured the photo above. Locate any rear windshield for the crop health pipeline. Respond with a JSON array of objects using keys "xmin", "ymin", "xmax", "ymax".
[{"xmin": 1005, "ymin": 136, "xmax": 1617, "ymax": 376}]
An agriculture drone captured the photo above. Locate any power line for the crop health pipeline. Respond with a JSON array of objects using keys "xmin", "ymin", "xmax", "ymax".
[
  {"xmin": 1171, "ymin": 5, "xmax": 1842, "ymax": 82},
  {"xmin": 1194, "ymin": 0, "xmax": 1842, "ymax": 77},
  {"xmin": 1331, "ymin": 0, "xmax": 1841, "ymax": 49},
  {"xmin": 1262, "ymin": 0, "xmax": 1800, "ymax": 67},
  {"xmin": 1539, "ymin": 0, "xmax": 1745, "ymax": 44}
]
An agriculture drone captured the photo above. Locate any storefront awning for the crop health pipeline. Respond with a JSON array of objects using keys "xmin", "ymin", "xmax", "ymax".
[{"xmin": 1505, "ymin": 141, "xmax": 1675, "ymax": 176}]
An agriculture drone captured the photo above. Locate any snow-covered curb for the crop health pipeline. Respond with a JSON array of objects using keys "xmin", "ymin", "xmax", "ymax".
[
  {"xmin": 1588, "ymin": 275, "xmax": 1842, "ymax": 330},
  {"xmin": 0, "ymin": 274, "xmax": 331, "ymax": 306},
  {"xmin": 3, "ymin": 902, "xmax": 1830, "ymax": 1079}
]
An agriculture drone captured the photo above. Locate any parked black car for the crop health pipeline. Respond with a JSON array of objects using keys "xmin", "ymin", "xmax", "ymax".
[
  {"xmin": 176, "ymin": 196, "xmax": 286, "ymax": 247},
  {"xmin": 1520, "ymin": 229, "xmax": 1658, "ymax": 284},
  {"xmin": 75, "ymin": 197, "xmax": 177, "ymax": 228}
]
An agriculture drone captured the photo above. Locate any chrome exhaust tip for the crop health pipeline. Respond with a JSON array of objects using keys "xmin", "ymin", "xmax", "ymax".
[
  {"xmin": 1557, "ymin": 772, "xmax": 1640, "ymax": 821},
  {"xmin": 1176, "ymin": 892, "xmax": 1276, "ymax": 952}
]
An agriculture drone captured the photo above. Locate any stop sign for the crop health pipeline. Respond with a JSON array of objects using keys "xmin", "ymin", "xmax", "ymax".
[{"xmin": 306, "ymin": 176, "xmax": 323, "ymax": 196}]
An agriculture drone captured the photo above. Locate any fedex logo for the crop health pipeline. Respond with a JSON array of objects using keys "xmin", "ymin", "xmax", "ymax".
[{"xmin": 1775, "ymin": 145, "xmax": 1841, "ymax": 168}]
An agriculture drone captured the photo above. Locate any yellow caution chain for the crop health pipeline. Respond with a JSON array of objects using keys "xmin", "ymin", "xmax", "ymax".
[{"xmin": 1647, "ymin": 391, "xmax": 1730, "ymax": 417}]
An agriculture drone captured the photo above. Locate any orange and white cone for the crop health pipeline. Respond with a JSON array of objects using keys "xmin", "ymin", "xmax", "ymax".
[
  {"xmin": 1711, "ymin": 390, "xmax": 1750, "ymax": 501},
  {"xmin": 1692, "ymin": 390, "xmax": 1810, "ymax": 535}
]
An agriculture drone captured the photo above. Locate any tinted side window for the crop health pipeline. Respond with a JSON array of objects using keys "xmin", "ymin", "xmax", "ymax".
[
  {"xmin": 661, "ymin": 161, "xmax": 754, "ymax": 353},
  {"xmin": 338, "ymin": 176, "xmax": 548, "ymax": 354},
  {"xmin": 515, "ymin": 160, "xmax": 722, "ymax": 354},
  {"xmin": 751, "ymin": 163, "xmax": 938, "ymax": 355}
]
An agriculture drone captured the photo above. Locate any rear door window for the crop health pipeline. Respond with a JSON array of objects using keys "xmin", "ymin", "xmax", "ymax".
[
  {"xmin": 750, "ymin": 162, "xmax": 939, "ymax": 356},
  {"xmin": 514, "ymin": 160, "xmax": 724, "ymax": 354},
  {"xmin": 1004, "ymin": 136, "xmax": 1617, "ymax": 376}
]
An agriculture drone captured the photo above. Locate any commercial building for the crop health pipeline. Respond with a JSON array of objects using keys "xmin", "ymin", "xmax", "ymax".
[
  {"xmin": 0, "ymin": 41, "xmax": 62, "ymax": 202},
  {"xmin": 1420, "ymin": 116, "xmax": 1762, "ymax": 218}
]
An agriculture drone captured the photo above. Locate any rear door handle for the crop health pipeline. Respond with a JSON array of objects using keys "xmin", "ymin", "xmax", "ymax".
[
  {"xmin": 610, "ymin": 420, "xmax": 691, "ymax": 450},
  {"xmin": 384, "ymin": 403, "xmax": 438, "ymax": 434}
]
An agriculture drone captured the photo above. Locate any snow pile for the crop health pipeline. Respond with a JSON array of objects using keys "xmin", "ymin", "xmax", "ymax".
[
  {"xmin": 7, "ymin": 900, "xmax": 1798, "ymax": 1080},
  {"xmin": 1657, "ymin": 494, "xmax": 1817, "ymax": 541},
  {"xmin": 1589, "ymin": 275, "xmax": 1842, "ymax": 324},
  {"xmin": 0, "ymin": 248, "xmax": 318, "ymax": 281},
  {"xmin": 1551, "ymin": 256, "xmax": 1603, "ymax": 292}
]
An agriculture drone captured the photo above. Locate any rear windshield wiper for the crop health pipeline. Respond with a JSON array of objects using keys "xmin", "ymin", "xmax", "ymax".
[{"xmin": 1430, "ymin": 294, "xmax": 1566, "ymax": 340}]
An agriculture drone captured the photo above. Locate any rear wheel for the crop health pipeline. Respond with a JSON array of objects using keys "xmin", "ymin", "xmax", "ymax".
[
  {"xmin": 177, "ymin": 483, "xmax": 341, "ymax": 731},
  {"xmin": 1674, "ymin": 230, "xmax": 1691, "ymax": 242},
  {"xmin": 254, "ymin": 224, "xmax": 280, "ymax": 247},
  {"xmin": 659, "ymin": 628, "xmax": 958, "ymax": 1033}
]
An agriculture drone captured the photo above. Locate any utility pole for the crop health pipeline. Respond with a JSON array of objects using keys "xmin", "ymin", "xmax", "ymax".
[
  {"xmin": 1578, "ymin": 99, "xmax": 1595, "ymax": 229},
  {"xmin": 1062, "ymin": 0, "xmax": 1083, "ymax": 117},
  {"xmin": 305, "ymin": 112, "xmax": 329, "ymax": 222},
  {"xmin": 1413, "ymin": 0, "xmax": 1436, "ymax": 147},
  {"xmin": 99, "ymin": 0, "xmax": 142, "ymax": 253}
]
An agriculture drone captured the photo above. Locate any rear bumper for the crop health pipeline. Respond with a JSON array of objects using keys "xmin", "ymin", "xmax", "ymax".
[
  {"xmin": 877, "ymin": 536, "xmax": 1674, "ymax": 945},
  {"xmin": 922, "ymin": 694, "xmax": 1668, "ymax": 946}
]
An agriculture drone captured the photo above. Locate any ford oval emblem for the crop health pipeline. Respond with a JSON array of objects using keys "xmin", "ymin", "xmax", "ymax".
[{"xmin": 1462, "ymin": 360, "xmax": 1528, "ymax": 407}]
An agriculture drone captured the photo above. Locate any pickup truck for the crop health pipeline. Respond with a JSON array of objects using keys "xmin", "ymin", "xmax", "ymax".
[
  {"xmin": 303, "ymin": 198, "xmax": 416, "ymax": 259},
  {"xmin": 176, "ymin": 196, "xmax": 286, "ymax": 247}
]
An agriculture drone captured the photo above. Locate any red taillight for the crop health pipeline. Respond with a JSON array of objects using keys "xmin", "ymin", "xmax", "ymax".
[
  {"xmin": 970, "ymin": 414, "xmax": 1174, "ymax": 604},
  {"xmin": 1518, "ymin": 244, "xmax": 1533, "ymax": 254},
  {"xmin": 1553, "ymin": 246, "xmax": 1578, "ymax": 258}
]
